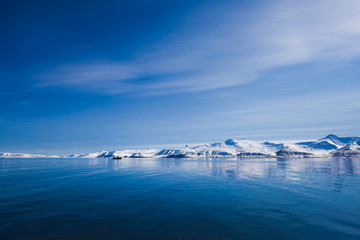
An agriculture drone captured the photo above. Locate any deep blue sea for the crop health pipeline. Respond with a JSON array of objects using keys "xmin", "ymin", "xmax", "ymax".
[{"xmin": 1, "ymin": 158, "xmax": 360, "ymax": 240}]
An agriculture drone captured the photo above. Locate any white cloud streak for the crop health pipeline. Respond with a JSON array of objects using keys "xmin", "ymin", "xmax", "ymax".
[{"xmin": 38, "ymin": 0, "xmax": 360, "ymax": 94}]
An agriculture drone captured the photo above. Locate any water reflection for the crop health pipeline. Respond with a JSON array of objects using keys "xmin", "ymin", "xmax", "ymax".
[
  {"xmin": 107, "ymin": 157, "xmax": 359, "ymax": 175},
  {"xmin": 92, "ymin": 157, "xmax": 360, "ymax": 192},
  {"xmin": 1, "ymin": 157, "xmax": 360, "ymax": 240}
]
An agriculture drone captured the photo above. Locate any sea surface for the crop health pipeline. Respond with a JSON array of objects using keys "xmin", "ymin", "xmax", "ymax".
[{"xmin": 0, "ymin": 158, "xmax": 360, "ymax": 240}]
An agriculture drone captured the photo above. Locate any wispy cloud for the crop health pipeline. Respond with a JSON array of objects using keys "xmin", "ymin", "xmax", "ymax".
[{"xmin": 38, "ymin": 0, "xmax": 360, "ymax": 94}]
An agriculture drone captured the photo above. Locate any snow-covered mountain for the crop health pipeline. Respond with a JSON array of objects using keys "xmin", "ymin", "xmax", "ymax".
[
  {"xmin": 0, "ymin": 152, "xmax": 61, "ymax": 158},
  {"xmin": 332, "ymin": 143, "xmax": 360, "ymax": 158},
  {"xmin": 68, "ymin": 135, "xmax": 360, "ymax": 159},
  {"xmin": 76, "ymin": 149, "xmax": 160, "ymax": 158},
  {"xmin": 1, "ymin": 135, "xmax": 360, "ymax": 158},
  {"xmin": 297, "ymin": 134, "xmax": 360, "ymax": 150}
]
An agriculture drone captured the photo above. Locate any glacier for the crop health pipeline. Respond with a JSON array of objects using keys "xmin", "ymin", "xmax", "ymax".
[{"xmin": 1, "ymin": 134, "xmax": 360, "ymax": 159}]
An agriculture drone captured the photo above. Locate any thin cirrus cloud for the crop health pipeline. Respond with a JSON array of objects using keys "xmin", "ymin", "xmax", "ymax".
[{"xmin": 38, "ymin": 0, "xmax": 360, "ymax": 95}]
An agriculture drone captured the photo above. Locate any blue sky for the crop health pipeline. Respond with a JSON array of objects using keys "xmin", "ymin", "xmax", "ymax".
[{"xmin": 1, "ymin": 0, "xmax": 360, "ymax": 154}]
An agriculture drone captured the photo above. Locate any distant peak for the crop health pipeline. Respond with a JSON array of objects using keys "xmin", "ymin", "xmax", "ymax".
[
  {"xmin": 225, "ymin": 139, "xmax": 237, "ymax": 145},
  {"xmin": 324, "ymin": 134, "xmax": 339, "ymax": 139}
]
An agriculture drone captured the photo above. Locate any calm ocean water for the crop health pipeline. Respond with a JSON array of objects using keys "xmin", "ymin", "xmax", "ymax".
[{"xmin": 0, "ymin": 158, "xmax": 360, "ymax": 240}]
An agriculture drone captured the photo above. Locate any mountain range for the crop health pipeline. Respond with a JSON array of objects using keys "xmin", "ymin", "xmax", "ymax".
[{"xmin": 1, "ymin": 135, "xmax": 360, "ymax": 158}]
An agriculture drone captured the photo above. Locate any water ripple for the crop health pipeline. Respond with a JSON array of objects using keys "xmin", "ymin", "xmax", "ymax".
[{"xmin": 0, "ymin": 157, "xmax": 360, "ymax": 239}]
